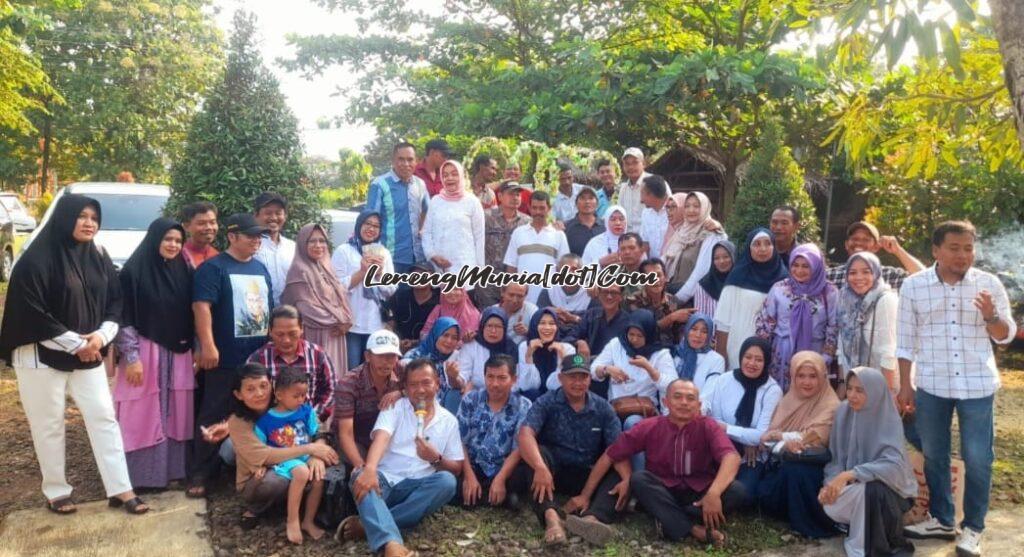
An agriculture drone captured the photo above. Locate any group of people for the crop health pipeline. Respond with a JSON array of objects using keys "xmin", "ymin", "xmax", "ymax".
[{"xmin": 0, "ymin": 139, "xmax": 1016, "ymax": 557}]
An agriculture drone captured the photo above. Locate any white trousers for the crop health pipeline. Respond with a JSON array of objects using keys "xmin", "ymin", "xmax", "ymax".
[
  {"xmin": 824, "ymin": 482, "xmax": 866, "ymax": 557},
  {"xmin": 15, "ymin": 364, "xmax": 133, "ymax": 500}
]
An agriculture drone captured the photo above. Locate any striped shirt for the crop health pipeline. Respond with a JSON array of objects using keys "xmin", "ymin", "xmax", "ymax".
[{"xmin": 247, "ymin": 339, "xmax": 336, "ymax": 422}]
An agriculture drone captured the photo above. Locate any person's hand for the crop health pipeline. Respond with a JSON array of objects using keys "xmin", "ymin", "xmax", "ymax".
[
  {"xmin": 563, "ymin": 494, "xmax": 591, "ymax": 515},
  {"xmin": 527, "ymin": 338, "xmax": 545, "ymax": 355},
  {"xmin": 445, "ymin": 360, "xmax": 461, "ymax": 383},
  {"xmin": 253, "ymin": 466, "xmax": 266, "ymax": 480},
  {"xmin": 553, "ymin": 221, "xmax": 566, "ymax": 231},
  {"xmin": 378, "ymin": 390, "xmax": 402, "ymax": 410},
  {"xmin": 308, "ymin": 457, "xmax": 326, "ymax": 482},
  {"xmin": 609, "ymin": 478, "xmax": 630, "ymax": 511},
  {"xmin": 629, "ymin": 355, "xmax": 653, "ymax": 373},
  {"xmin": 553, "ymin": 307, "xmax": 578, "ymax": 325},
  {"xmin": 332, "ymin": 323, "xmax": 351, "ymax": 337},
  {"xmin": 549, "ymin": 342, "xmax": 565, "ymax": 360},
  {"xmin": 694, "ymin": 491, "xmax": 725, "ymax": 530},
  {"xmin": 717, "ymin": 420, "xmax": 729, "ymax": 432},
  {"xmin": 488, "ymin": 476, "xmax": 508, "ymax": 506},
  {"xmin": 513, "ymin": 319, "xmax": 528, "ymax": 337},
  {"xmin": 414, "ymin": 436, "xmax": 441, "ymax": 463},
  {"xmin": 668, "ymin": 308, "xmax": 694, "ymax": 324},
  {"xmin": 531, "ymin": 466, "xmax": 555, "ymax": 503},
  {"xmin": 463, "ymin": 470, "xmax": 482, "ymax": 506},
  {"xmin": 576, "ymin": 340, "xmax": 591, "ymax": 359},
  {"xmin": 897, "ymin": 386, "xmax": 915, "ymax": 416},
  {"xmin": 201, "ymin": 421, "xmax": 230, "ymax": 443},
  {"xmin": 461, "ymin": 329, "xmax": 477, "ymax": 343},
  {"xmin": 307, "ymin": 442, "xmax": 339, "ymax": 465},
  {"xmin": 75, "ymin": 334, "xmax": 103, "ymax": 363},
  {"xmin": 399, "ymin": 339, "xmax": 417, "ymax": 353},
  {"xmin": 124, "ymin": 361, "xmax": 144, "ymax": 387},
  {"xmin": 431, "ymin": 255, "xmax": 452, "ymax": 270},
  {"xmin": 359, "ymin": 254, "xmax": 375, "ymax": 273},
  {"xmin": 783, "ymin": 439, "xmax": 805, "ymax": 453},
  {"xmin": 197, "ymin": 343, "xmax": 219, "ymax": 370},
  {"xmin": 973, "ymin": 290, "xmax": 997, "ymax": 321},
  {"xmin": 606, "ymin": 366, "xmax": 629, "ymax": 383},
  {"xmin": 744, "ymin": 445, "xmax": 759, "ymax": 467},
  {"xmin": 704, "ymin": 218, "xmax": 724, "ymax": 233},
  {"xmin": 760, "ymin": 430, "xmax": 781, "ymax": 444},
  {"xmin": 599, "ymin": 252, "xmax": 621, "ymax": 267},
  {"xmin": 878, "ymin": 235, "xmax": 901, "ymax": 254},
  {"xmin": 352, "ymin": 468, "xmax": 381, "ymax": 504},
  {"xmin": 818, "ymin": 471, "xmax": 854, "ymax": 506}
]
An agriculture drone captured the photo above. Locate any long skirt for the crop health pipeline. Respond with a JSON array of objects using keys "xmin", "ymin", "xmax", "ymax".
[
  {"xmin": 304, "ymin": 325, "xmax": 349, "ymax": 380},
  {"xmin": 757, "ymin": 461, "xmax": 838, "ymax": 539}
]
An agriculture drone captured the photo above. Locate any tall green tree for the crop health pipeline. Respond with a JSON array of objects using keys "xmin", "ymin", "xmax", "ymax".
[
  {"xmin": 0, "ymin": 0, "xmax": 62, "ymax": 134},
  {"xmin": 169, "ymin": 11, "xmax": 319, "ymax": 238}
]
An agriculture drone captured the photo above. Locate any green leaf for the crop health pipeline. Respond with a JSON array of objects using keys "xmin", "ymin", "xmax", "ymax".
[
  {"xmin": 940, "ymin": 23, "xmax": 965, "ymax": 80},
  {"xmin": 948, "ymin": 0, "xmax": 976, "ymax": 23}
]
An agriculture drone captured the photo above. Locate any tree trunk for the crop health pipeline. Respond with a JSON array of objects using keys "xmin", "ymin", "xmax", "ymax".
[
  {"xmin": 992, "ymin": 0, "xmax": 1024, "ymax": 151},
  {"xmin": 719, "ymin": 162, "xmax": 739, "ymax": 219},
  {"xmin": 40, "ymin": 113, "xmax": 53, "ymax": 193}
]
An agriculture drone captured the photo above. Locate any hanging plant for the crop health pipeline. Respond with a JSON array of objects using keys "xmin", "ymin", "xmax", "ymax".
[
  {"xmin": 462, "ymin": 136, "xmax": 512, "ymax": 174},
  {"xmin": 510, "ymin": 140, "xmax": 560, "ymax": 194}
]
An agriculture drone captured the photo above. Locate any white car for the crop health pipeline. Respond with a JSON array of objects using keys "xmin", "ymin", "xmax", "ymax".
[
  {"xmin": 18, "ymin": 182, "xmax": 170, "ymax": 269},
  {"xmin": 0, "ymin": 192, "xmax": 37, "ymax": 232},
  {"xmin": 326, "ymin": 208, "xmax": 359, "ymax": 248}
]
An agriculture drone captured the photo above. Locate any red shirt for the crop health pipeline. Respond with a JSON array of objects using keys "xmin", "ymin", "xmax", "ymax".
[
  {"xmin": 182, "ymin": 241, "xmax": 219, "ymax": 269},
  {"xmin": 606, "ymin": 415, "xmax": 737, "ymax": 493},
  {"xmin": 518, "ymin": 187, "xmax": 533, "ymax": 215},
  {"xmin": 414, "ymin": 162, "xmax": 443, "ymax": 197}
]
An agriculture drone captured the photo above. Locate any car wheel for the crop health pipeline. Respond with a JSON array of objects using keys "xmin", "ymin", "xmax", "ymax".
[{"xmin": 0, "ymin": 248, "xmax": 12, "ymax": 282}]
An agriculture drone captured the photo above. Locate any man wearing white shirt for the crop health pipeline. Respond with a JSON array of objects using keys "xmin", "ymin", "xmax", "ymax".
[
  {"xmin": 552, "ymin": 163, "xmax": 584, "ymax": 223},
  {"xmin": 618, "ymin": 147, "xmax": 651, "ymax": 233},
  {"xmin": 346, "ymin": 359, "xmax": 464, "ymax": 557},
  {"xmin": 493, "ymin": 284, "xmax": 537, "ymax": 345},
  {"xmin": 638, "ymin": 175, "xmax": 670, "ymax": 257},
  {"xmin": 503, "ymin": 191, "xmax": 570, "ymax": 304},
  {"xmin": 253, "ymin": 192, "xmax": 296, "ymax": 305}
]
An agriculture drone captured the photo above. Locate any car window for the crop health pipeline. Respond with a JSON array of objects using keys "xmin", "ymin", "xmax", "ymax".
[
  {"xmin": 87, "ymin": 193, "xmax": 167, "ymax": 231},
  {"xmin": 0, "ymin": 197, "xmax": 27, "ymax": 214}
]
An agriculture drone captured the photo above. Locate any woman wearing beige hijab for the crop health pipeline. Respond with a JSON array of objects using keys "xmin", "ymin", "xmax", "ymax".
[
  {"xmin": 281, "ymin": 224, "xmax": 353, "ymax": 376},
  {"xmin": 756, "ymin": 351, "xmax": 841, "ymax": 539},
  {"xmin": 662, "ymin": 192, "xmax": 726, "ymax": 299}
]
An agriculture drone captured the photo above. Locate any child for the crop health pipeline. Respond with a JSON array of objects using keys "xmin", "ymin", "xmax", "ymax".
[{"xmin": 254, "ymin": 368, "xmax": 325, "ymax": 544}]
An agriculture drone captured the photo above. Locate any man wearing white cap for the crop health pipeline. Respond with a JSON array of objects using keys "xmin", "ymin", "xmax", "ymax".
[{"xmin": 619, "ymin": 148, "xmax": 651, "ymax": 233}]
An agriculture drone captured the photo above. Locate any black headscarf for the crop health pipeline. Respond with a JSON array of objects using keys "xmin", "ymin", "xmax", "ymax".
[
  {"xmin": 732, "ymin": 336, "xmax": 773, "ymax": 428},
  {"xmin": 0, "ymin": 194, "xmax": 121, "ymax": 370},
  {"xmin": 724, "ymin": 228, "xmax": 788, "ymax": 294},
  {"xmin": 527, "ymin": 308, "xmax": 560, "ymax": 384},
  {"xmin": 477, "ymin": 306, "xmax": 519, "ymax": 362},
  {"xmin": 618, "ymin": 308, "xmax": 665, "ymax": 359},
  {"xmin": 698, "ymin": 239, "xmax": 736, "ymax": 301},
  {"xmin": 119, "ymin": 217, "xmax": 193, "ymax": 353}
]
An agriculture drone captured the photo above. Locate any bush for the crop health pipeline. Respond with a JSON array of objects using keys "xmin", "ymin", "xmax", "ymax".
[{"xmin": 726, "ymin": 122, "xmax": 820, "ymax": 243}]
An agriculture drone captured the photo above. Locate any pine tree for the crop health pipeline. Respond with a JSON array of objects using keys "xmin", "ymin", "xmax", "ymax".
[{"xmin": 168, "ymin": 10, "xmax": 320, "ymax": 237}]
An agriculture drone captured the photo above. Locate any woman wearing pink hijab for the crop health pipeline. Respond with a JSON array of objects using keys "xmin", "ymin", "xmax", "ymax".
[{"xmin": 421, "ymin": 159, "xmax": 486, "ymax": 277}]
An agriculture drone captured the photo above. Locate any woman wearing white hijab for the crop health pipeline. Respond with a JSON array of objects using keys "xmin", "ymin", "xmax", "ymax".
[{"xmin": 582, "ymin": 204, "xmax": 627, "ymax": 267}]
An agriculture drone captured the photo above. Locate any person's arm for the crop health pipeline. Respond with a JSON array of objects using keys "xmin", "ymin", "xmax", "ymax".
[
  {"xmin": 707, "ymin": 451, "xmax": 740, "ymax": 497},
  {"xmin": 895, "ymin": 282, "xmax": 918, "ymax": 412},
  {"xmin": 192, "ymin": 301, "xmax": 218, "ymax": 369},
  {"xmin": 875, "ymin": 293, "xmax": 899, "ymax": 393},
  {"xmin": 590, "ymin": 341, "xmax": 615, "ymax": 381},
  {"xmin": 652, "ymin": 350, "xmax": 678, "ymax": 392},
  {"xmin": 879, "ymin": 236, "xmax": 924, "ymax": 273},
  {"xmin": 753, "ymin": 288, "xmax": 777, "ymax": 340},
  {"xmin": 569, "ymin": 453, "xmax": 617, "ymax": 509},
  {"xmin": 543, "ymin": 344, "xmax": 574, "ymax": 392},
  {"xmin": 503, "ymin": 230, "xmax": 519, "ymax": 272},
  {"xmin": 515, "ymin": 342, "xmax": 540, "ymax": 393},
  {"xmin": 980, "ymin": 277, "xmax": 1015, "ymax": 343},
  {"xmin": 713, "ymin": 287, "xmax": 734, "ymax": 363},
  {"xmin": 420, "ymin": 203, "xmax": 437, "ymax": 262},
  {"xmin": 336, "ymin": 418, "xmax": 365, "ymax": 468},
  {"xmin": 726, "ymin": 385, "xmax": 782, "ymax": 446},
  {"xmin": 230, "ymin": 418, "xmax": 334, "ymax": 467},
  {"xmin": 675, "ymin": 233, "xmax": 724, "ymax": 303},
  {"xmin": 517, "ymin": 425, "xmax": 547, "ymax": 472}
]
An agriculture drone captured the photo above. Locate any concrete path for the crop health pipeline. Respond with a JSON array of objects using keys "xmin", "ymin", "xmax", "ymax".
[{"xmin": 0, "ymin": 491, "xmax": 211, "ymax": 557}]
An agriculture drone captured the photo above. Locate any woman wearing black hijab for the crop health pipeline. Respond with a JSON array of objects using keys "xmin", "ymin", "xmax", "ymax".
[
  {"xmin": 0, "ymin": 194, "xmax": 147, "ymax": 514},
  {"xmin": 112, "ymin": 217, "xmax": 195, "ymax": 489}
]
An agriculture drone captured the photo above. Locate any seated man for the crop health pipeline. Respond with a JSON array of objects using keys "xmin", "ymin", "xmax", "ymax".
[
  {"xmin": 344, "ymin": 359, "xmax": 464, "ymax": 557},
  {"xmin": 620, "ymin": 379, "xmax": 742, "ymax": 547},
  {"xmin": 458, "ymin": 354, "xmax": 533, "ymax": 507},
  {"xmin": 335, "ymin": 329, "xmax": 404, "ymax": 467},
  {"xmin": 563, "ymin": 284, "xmax": 631, "ymax": 399},
  {"xmin": 517, "ymin": 354, "xmax": 626, "ymax": 546},
  {"xmin": 490, "ymin": 283, "xmax": 537, "ymax": 345}
]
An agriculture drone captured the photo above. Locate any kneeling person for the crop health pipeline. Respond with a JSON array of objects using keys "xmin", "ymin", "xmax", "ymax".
[{"xmin": 347, "ymin": 359, "xmax": 464, "ymax": 557}]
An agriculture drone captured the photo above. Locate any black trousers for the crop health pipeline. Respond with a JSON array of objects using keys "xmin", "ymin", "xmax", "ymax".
[
  {"xmin": 523, "ymin": 445, "xmax": 622, "ymax": 526},
  {"xmin": 189, "ymin": 366, "xmax": 235, "ymax": 483},
  {"xmin": 455, "ymin": 462, "xmax": 531, "ymax": 507},
  {"xmin": 630, "ymin": 469, "xmax": 745, "ymax": 541}
]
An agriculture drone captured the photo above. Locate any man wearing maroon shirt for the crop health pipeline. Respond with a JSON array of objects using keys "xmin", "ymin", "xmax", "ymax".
[{"xmin": 414, "ymin": 139, "xmax": 450, "ymax": 197}]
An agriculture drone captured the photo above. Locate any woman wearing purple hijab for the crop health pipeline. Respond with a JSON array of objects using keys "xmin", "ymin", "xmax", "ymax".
[{"xmin": 755, "ymin": 244, "xmax": 838, "ymax": 391}]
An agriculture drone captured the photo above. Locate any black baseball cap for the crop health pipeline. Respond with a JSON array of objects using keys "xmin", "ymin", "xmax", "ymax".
[
  {"xmin": 225, "ymin": 213, "xmax": 268, "ymax": 236},
  {"xmin": 497, "ymin": 180, "xmax": 522, "ymax": 193},
  {"xmin": 253, "ymin": 191, "xmax": 288, "ymax": 211},
  {"xmin": 560, "ymin": 354, "xmax": 591, "ymax": 375},
  {"xmin": 424, "ymin": 139, "xmax": 452, "ymax": 156}
]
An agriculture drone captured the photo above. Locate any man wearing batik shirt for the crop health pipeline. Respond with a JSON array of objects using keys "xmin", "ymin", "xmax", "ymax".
[
  {"xmin": 825, "ymin": 221, "xmax": 924, "ymax": 290},
  {"xmin": 334, "ymin": 329, "xmax": 404, "ymax": 466},
  {"xmin": 477, "ymin": 181, "xmax": 530, "ymax": 308},
  {"xmin": 457, "ymin": 354, "xmax": 532, "ymax": 507},
  {"xmin": 625, "ymin": 258, "xmax": 693, "ymax": 346}
]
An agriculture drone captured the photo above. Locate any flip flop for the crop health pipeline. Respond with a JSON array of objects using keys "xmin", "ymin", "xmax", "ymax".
[
  {"xmin": 334, "ymin": 515, "xmax": 366, "ymax": 543},
  {"xmin": 108, "ymin": 496, "xmax": 149, "ymax": 515},
  {"xmin": 46, "ymin": 496, "xmax": 77, "ymax": 515}
]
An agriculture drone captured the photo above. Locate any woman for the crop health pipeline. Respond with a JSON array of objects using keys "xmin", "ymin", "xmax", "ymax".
[
  {"xmin": 582, "ymin": 204, "xmax": 627, "ymax": 267},
  {"xmin": 662, "ymin": 192, "xmax": 727, "ymax": 289},
  {"xmin": 756, "ymin": 351, "xmax": 841, "ymax": 539},
  {"xmin": 332, "ymin": 211, "xmax": 397, "ymax": 370},
  {"xmin": 458, "ymin": 306, "xmax": 519, "ymax": 391},
  {"xmin": 402, "ymin": 317, "xmax": 465, "ymax": 413},
  {"xmin": 692, "ymin": 239, "xmax": 736, "ymax": 318},
  {"xmin": 227, "ymin": 363, "xmax": 339, "ymax": 532},
  {"xmin": 421, "ymin": 286, "xmax": 481, "ymax": 343},
  {"xmin": 673, "ymin": 313, "xmax": 726, "ymax": 391},
  {"xmin": 113, "ymin": 218, "xmax": 195, "ymax": 490},
  {"xmin": 517, "ymin": 308, "xmax": 576, "ymax": 399},
  {"xmin": 756, "ymin": 243, "xmax": 839, "ymax": 392},
  {"xmin": 701, "ymin": 337, "xmax": 783, "ymax": 506},
  {"xmin": 836, "ymin": 252, "xmax": 898, "ymax": 394},
  {"xmin": 0, "ymin": 195, "xmax": 147, "ymax": 514},
  {"xmin": 385, "ymin": 262, "xmax": 439, "ymax": 352},
  {"xmin": 820, "ymin": 367, "xmax": 917, "ymax": 557},
  {"xmin": 714, "ymin": 228, "xmax": 788, "ymax": 369},
  {"xmin": 282, "ymin": 223, "xmax": 353, "ymax": 377},
  {"xmin": 422, "ymin": 160, "xmax": 486, "ymax": 275}
]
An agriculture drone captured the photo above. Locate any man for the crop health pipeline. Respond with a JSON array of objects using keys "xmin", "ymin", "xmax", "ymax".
[
  {"xmin": 563, "ymin": 284, "xmax": 631, "ymax": 399},
  {"xmin": 335, "ymin": 329, "xmax": 404, "ymax": 467},
  {"xmin": 478, "ymin": 181, "xmax": 530, "ymax": 308},
  {"xmin": 770, "ymin": 205, "xmax": 801, "ymax": 268},
  {"xmin": 594, "ymin": 159, "xmax": 618, "ymax": 218},
  {"xmin": 898, "ymin": 221, "xmax": 1015, "ymax": 557},
  {"xmin": 563, "ymin": 186, "xmax": 604, "ymax": 256},
  {"xmin": 470, "ymin": 154, "xmax": 499, "ymax": 210},
  {"xmin": 414, "ymin": 139, "xmax": 450, "ymax": 197},
  {"xmin": 552, "ymin": 163, "xmax": 584, "ymax": 224},
  {"xmin": 625, "ymin": 258, "xmax": 692, "ymax": 345},
  {"xmin": 457, "ymin": 354, "xmax": 532, "ymax": 507},
  {"xmin": 253, "ymin": 192, "xmax": 296, "ymax": 305},
  {"xmin": 191, "ymin": 213, "xmax": 273, "ymax": 494},
  {"xmin": 246, "ymin": 305, "xmax": 335, "ymax": 424},
  {"xmin": 366, "ymin": 142, "xmax": 430, "ymax": 273},
  {"xmin": 618, "ymin": 147, "xmax": 651, "ymax": 233},
  {"xmin": 347, "ymin": 359, "xmax": 463, "ymax": 557},
  {"xmin": 491, "ymin": 283, "xmax": 537, "ymax": 345},
  {"xmin": 518, "ymin": 354, "xmax": 625, "ymax": 546},
  {"xmin": 825, "ymin": 221, "xmax": 924, "ymax": 289},
  {"xmin": 639, "ymin": 175, "xmax": 670, "ymax": 257},
  {"xmin": 180, "ymin": 201, "xmax": 219, "ymax": 269},
  {"xmin": 537, "ymin": 254, "xmax": 591, "ymax": 336},
  {"xmin": 620, "ymin": 380, "xmax": 743, "ymax": 546},
  {"xmin": 503, "ymin": 191, "xmax": 570, "ymax": 304},
  {"xmin": 614, "ymin": 232, "xmax": 647, "ymax": 299}
]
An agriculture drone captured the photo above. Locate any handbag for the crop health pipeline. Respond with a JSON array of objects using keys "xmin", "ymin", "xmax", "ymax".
[
  {"xmin": 780, "ymin": 446, "xmax": 831, "ymax": 466},
  {"xmin": 611, "ymin": 395, "xmax": 658, "ymax": 420}
]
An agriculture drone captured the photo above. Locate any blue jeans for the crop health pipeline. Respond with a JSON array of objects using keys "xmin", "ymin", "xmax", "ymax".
[
  {"xmin": 350, "ymin": 469, "xmax": 457, "ymax": 552},
  {"xmin": 915, "ymin": 389, "xmax": 994, "ymax": 532},
  {"xmin": 346, "ymin": 332, "xmax": 370, "ymax": 371},
  {"xmin": 623, "ymin": 414, "xmax": 646, "ymax": 472},
  {"xmin": 734, "ymin": 458, "xmax": 767, "ymax": 509},
  {"xmin": 219, "ymin": 437, "xmax": 236, "ymax": 466}
]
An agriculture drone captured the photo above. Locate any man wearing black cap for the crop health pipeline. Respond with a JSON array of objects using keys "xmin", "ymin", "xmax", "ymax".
[
  {"xmin": 189, "ymin": 213, "xmax": 274, "ymax": 496},
  {"xmin": 475, "ymin": 180, "xmax": 530, "ymax": 308},
  {"xmin": 825, "ymin": 221, "xmax": 924, "ymax": 289},
  {"xmin": 517, "ymin": 354, "xmax": 627, "ymax": 546},
  {"xmin": 415, "ymin": 139, "xmax": 450, "ymax": 198},
  {"xmin": 253, "ymin": 191, "xmax": 295, "ymax": 305}
]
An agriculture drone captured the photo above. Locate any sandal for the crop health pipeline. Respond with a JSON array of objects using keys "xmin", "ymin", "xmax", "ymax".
[
  {"xmin": 109, "ymin": 496, "xmax": 149, "ymax": 515},
  {"xmin": 46, "ymin": 496, "xmax": 77, "ymax": 515},
  {"xmin": 185, "ymin": 484, "xmax": 206, "ymax": 499},
  {"xmin": 702, "ymin": 527, "xmax": 727, "ymax": 548},
  {"xmin": 334, "ymin": 515, "xmax": 366, "ymax": 543}
]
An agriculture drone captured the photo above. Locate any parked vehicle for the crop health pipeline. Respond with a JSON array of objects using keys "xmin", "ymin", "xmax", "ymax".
[
  {"xmin": 0, "ymin": 192, "xmax": 37, "ymax": 232},
  {"xmin": 326, "ymin": 208, "xmax": 359, "ymax": 248},
  {"xmin": 18, "ymin": 182, "xmax": 170, "ymax": 270},
  {"xmin": 0, "ymin": 204, "xmax": 18, "ymax": 281}
]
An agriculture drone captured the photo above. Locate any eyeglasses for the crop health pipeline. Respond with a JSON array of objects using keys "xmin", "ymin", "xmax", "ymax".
[
  {"xmin": 362, "ymin": 222, "xmax": 381, "ymax": 230},
  {"xmin": 307, "ymin": 238, "xmax": 329, "ymax": 245}
]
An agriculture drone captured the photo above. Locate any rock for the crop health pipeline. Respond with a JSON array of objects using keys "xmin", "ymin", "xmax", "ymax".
[
  {"xmin": 524, "ymin": 540, "xmax": 540, "ymax": 551},
  {"xmin": 417, "ymin": 543, "xmax": 433, "ymax": 551}
]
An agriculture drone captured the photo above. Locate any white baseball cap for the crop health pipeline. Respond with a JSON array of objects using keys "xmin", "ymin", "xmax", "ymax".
[
  {"xmin": 622, "ymin": 147, "xmax": 644, "ymax": 160},
  {"xmin": 366, "ymin": 330, "xmax": 401, "ymax": 356}
]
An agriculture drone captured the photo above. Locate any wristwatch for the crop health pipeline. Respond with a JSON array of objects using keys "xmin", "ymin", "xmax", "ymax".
[{"xmin": 431, "ymin": 455, "xmax": 443, "ymax": 466}]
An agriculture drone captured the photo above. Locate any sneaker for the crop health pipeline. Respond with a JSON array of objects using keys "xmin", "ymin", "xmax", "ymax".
[
  {"xmin": 903, "ymin": 515, "xmax": 956, "ymax": 540},
  {"xmin": 956, "ymin": 527, "xmax": 982, "ymax": 557},
  {"xmin": 565, "ymin": 514, "xmax": 618, "ymax": 546}
]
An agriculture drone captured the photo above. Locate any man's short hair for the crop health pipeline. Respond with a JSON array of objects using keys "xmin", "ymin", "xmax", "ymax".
[
  {"xmin": 404, "ymin": 358, "xmax": 437, "ymax": 384},
  {"xmin": 270, "ymin": 305, "xmax": 303, "ymax": 329},
  {"xmin": 575, "ymin": 186, "xmax": 597, "ymax": 201},
  {"xmin": 557, "ymin": 161, "xmax": 574, "ymax": 174},
  {"xmin": 274, "ymin": 367, "xmax": 309, "ymax": 391},
  {"xmin": 558, "ymin": 253, "xmax": 582, "ymax": 268},
  {"xmin": 640, "ymin": 257, "xmax": 666, "ymax": 274},
  {"xmin": 392, "ymin": 141, "xmax": 416, "ymax": 155},
  {"xmin": 595, "ymin": 158, "xmax": 613, "ymax": 171},
  {"xmin": 932, "ymin": 220, "xmax": 977, "ymax": 246},
  {"xmin": 530, "ymin": 190, "xmax": 551, "ymax": 206},
  {"xmin": 773, "ymin": 205, "xmax": 801, "ymax": 224},
  {"xmin": 618, "ymin": 232, "xmax": 643, "ymax": 247},
  {"xmin": 471, "ymin": 154, "xmax": 495, "ymax": 175},
  {"xmin": 484, "ymin": 354, "xmax": 517, "ymax": 377},
  {"xmin": 642, "ymin": 174, "xmax": 669, "ymax": 199},
  {"xmin": 181, "ymin": 201, "xmax": 218, "ymax": 223}
]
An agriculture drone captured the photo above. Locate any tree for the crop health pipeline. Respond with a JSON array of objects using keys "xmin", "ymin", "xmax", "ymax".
[
  {"xmin": 989, "ymin": 0, "xmax": 1024, "ymax": 150},
  {"xmin": 168, "ymin": 11, "xmax": 319, "ymax": 238},
  {"xmin": 0, "ymin": 0, "xmax": 61, "ymax": 134},
  {"xmin": 309, "ymin": 148, "xmax": 372, "ymax": 209}
]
